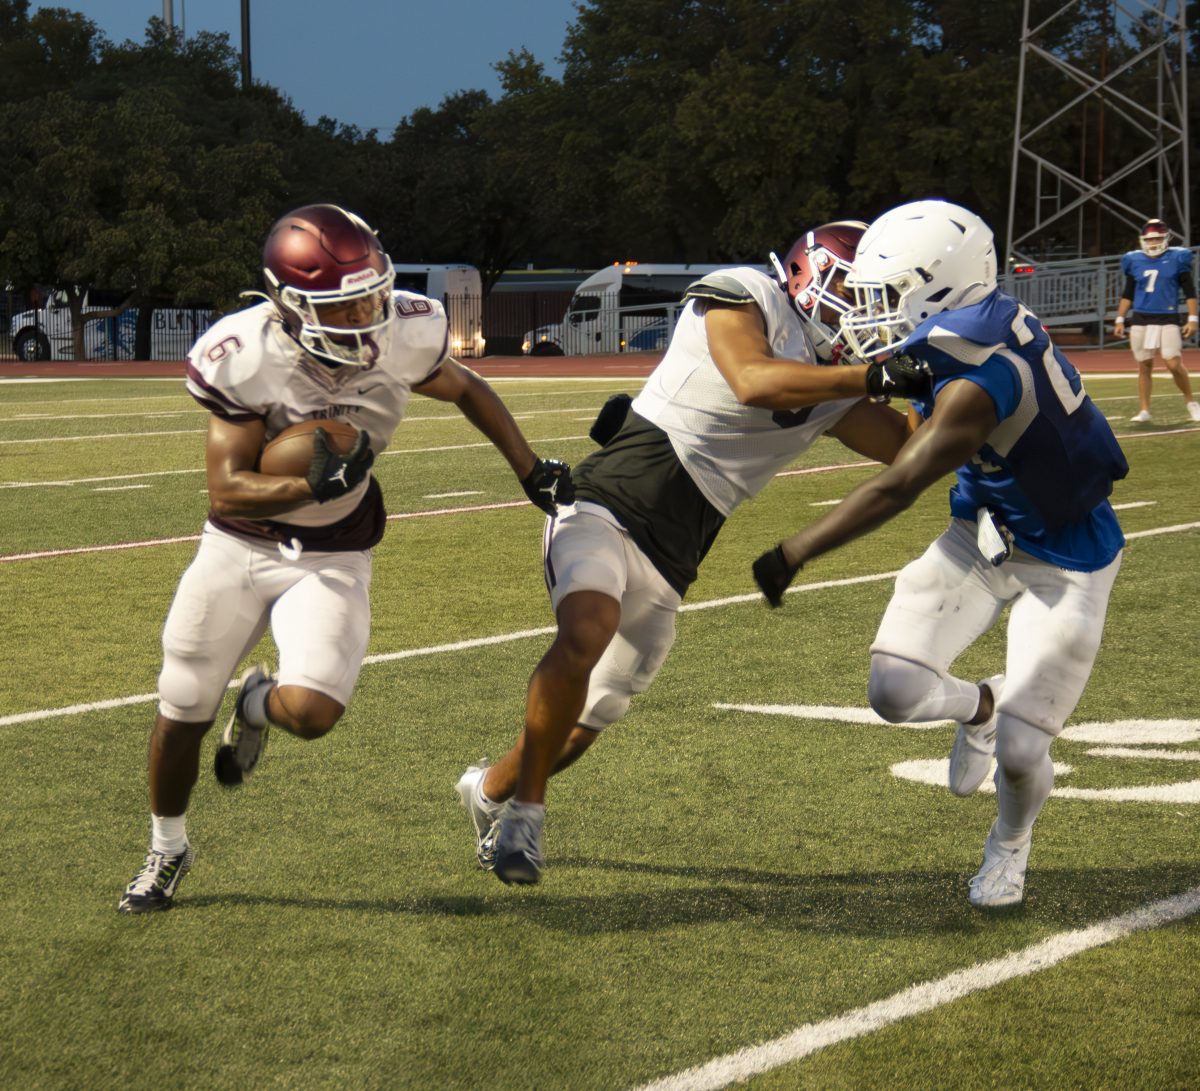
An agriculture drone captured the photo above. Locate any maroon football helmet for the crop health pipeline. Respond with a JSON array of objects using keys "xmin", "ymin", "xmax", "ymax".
[
  {"xmin": 1139, "ymin": 218, "xmax": 1171, "ymax": 257},
  {"xmin": 262, "ymin": 204, "xmax": 395, "ymax": 366},
  {"xmin": 770, "ymin": 220, "xmax": 868, "ymax": 360}
]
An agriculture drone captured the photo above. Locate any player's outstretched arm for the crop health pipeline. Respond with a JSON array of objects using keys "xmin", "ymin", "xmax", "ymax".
[
  {"xmin": 704, "ymin": 303, "xmax": 931, "ymax": 409},
  {"xmin": 415, "ymin": 358, "xmax": 575, "ymax": 513},
  {"xmin": 753, "ymin": 380, "xmax": 996, "ymax": 605}
]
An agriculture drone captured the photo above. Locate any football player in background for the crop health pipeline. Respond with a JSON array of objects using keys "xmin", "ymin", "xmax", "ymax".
[
  {"xmin": 456, "ymin": 221, "xmax": 935, "ymax": 885},
  {"xmin": 118, "ymin": 203, "xmax": 574, "ymax": 913},
  {"xmin": 754, "ymin": 200, "xmax": 1128, "ymax": 908},
  {"xmin": 1114, "ymin": 218, "xmax": 1200, "ymax": 422}
]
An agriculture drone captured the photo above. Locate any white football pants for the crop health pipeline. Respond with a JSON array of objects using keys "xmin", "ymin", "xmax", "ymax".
[{"xmin": 158, "ymin": 523, "xmax": 372, "ymax": 723}]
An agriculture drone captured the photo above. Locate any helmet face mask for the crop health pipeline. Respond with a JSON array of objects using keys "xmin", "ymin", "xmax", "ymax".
[
  {"xmin": 1139, "ymin": 219, "xmax": 1171, "ymax": 257},
  {"xmin": 839, "ymin": 200, "xmax": 998, "ymax": 359},
  {"xmin": 262, "ymin": 204, "xmax": 396, "ymax": 367},
  {"xmin": 770, "ymin": 220, "xmax": 867, "ymax": 360}
]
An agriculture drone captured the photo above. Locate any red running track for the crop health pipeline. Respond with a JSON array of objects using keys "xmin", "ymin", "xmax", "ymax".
[{"xmin": 0, "ymin": 348, "xmax": 1140, "ymax": 380}]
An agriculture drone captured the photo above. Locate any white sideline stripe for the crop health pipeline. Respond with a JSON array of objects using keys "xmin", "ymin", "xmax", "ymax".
[
  {"xmin": 0, "ymin": 467, "xmax": 205, "ymax": 489},
  {"xmin": 1113, "ymin": 425, "xmax": 1200, "ymax": 439},
  {"xmin": 2, "ymin": 409, "xmax": 201, "ymax": 422},
  {"xmin": 93, "ymin": 485, "xmax": 151, "ymax": 492},
  {"xmin": 0, "ymin": 435, "xmax": 592, "ymax": 489},
  {"xmin": 0, "ymin": 569, "xmax": 901, "ymax": 727},
  {"xmin": 1111, "ymin": 501, "xmax": 1156, "ymax": 510},
  {"xmin": 0, "ymin": 428, "xmax": 202, "ymax": 445},
  {"xmin": 1123, "ymin": 521, "xmax": 1200, "ymax": 540},
  {"xmin": 0, "ymin": 519, "xmax": 1195, "ymax": 715},
  {"xmin": 0, "ymin": 534, "xmax": 203, "ymax": 562},
  {"xmin": 778, "ymin": 460, "xmax": 871, "ymax": 477},
  {"xmin": 632, "ymin": 885, "xmax": 1200, "ymax": 1091}
]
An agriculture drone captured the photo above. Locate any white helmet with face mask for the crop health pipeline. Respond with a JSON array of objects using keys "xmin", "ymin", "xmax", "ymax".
[{"xmin": 839, "ymin": 200, "xmax": 998, "ymax": 359}]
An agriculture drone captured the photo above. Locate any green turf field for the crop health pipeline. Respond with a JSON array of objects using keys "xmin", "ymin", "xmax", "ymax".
[{"xmin": 0, "ymin": 372, "xmax": 1197, "ymax": 1090}]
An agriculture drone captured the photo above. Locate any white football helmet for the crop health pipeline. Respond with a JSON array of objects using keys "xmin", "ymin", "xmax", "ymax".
[
  {"xmin": 839, "ymin": 200, "xmax": 998, "ymax": 358},
  {"xmin": 1139, "ymin": 218, "xmax": 1171, "ymax": 257}
]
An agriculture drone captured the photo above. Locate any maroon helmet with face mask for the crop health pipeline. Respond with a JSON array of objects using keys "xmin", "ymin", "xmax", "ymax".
[
  {"xmin": 770, "ymin": 220, "xmax": 867, "ymax": 361},
  {"xmin": 262, "ymin": 204, "xmax": 395, "ymax": 366},
  {"xmin": 1139, "ymin": 218, "xmax": 1171, "ymax": 258}
]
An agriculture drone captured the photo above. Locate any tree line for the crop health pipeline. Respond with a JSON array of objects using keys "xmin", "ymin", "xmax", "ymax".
[{"xmin": 1, "ymin": 0, "xmax": 1196, "ymax": 349}]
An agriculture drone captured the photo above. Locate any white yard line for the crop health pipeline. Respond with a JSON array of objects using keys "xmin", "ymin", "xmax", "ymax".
[
  {"xmin": 631, "ymin": 884, "xmax": 1200, "ymax": 1091},
  {"xmin": 2, "ymin": 520, "xmax": 1195, "ymax": 724}
]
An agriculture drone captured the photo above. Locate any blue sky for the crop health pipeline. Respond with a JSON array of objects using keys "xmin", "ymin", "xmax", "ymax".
[{"xmin": 35, "ymin": 1, "xmax": 578, "ymax": 134}]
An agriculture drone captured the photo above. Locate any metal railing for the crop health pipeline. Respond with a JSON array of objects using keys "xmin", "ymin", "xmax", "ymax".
[{"xmin": 1002, "ymin": 247, "xmax": 1200, "ymax": 349}]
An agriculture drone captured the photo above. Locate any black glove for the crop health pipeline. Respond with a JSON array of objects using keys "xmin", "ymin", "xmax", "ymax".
[
  {"xmin": 752, "ymin": 545, "xmax": 801, "ymax": 608},
  {"xmin": 521, "ymin": 456, "xmax": 575, "ymax": 515},
  {"xmin": 307, "ymin": 427, "xmax": 374, "ymax": 502},
  {"xmin": 865, "ymin": 353, "xmax": 933, "ymax": 400}
]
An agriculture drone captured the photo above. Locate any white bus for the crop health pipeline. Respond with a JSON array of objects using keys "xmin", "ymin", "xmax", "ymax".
[
  {"xmin": 391, "ymin": 263, "xmax": 485, "ymax": 358},
  {"xmin": 522, "ymin": 262, "xmax": 769, "ymax": 356},
  {"xmin": 9, "ymin": 289, "xmax": 216, "ymax": 361}
]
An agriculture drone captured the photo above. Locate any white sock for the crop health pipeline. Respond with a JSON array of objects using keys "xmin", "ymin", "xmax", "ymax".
[
  {"xmin": 475, "ymin": 778, "xmax": 500, "ymax": 812},
  {"xmin": 509, "ymin": 800, "xmax": 546, "ymax": 818},
  {"xmin": 151, "ymin": 813, "xmax": 188, "ymax": 854}
]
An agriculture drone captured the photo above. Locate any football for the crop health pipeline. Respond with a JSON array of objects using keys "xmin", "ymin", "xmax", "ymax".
[{"xmin": 259, "ymin": 419, "xmax": 361, "ymax": 477}]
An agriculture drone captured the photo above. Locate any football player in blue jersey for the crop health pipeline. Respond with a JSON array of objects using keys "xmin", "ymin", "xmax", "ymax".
[
  {"xmin": 752, "ymin": 199, "xmax": 1129, "ymax": 909},
  {"xmin": 1114, "ymin": 219, "xmax": 1200, "ymax": 422}
]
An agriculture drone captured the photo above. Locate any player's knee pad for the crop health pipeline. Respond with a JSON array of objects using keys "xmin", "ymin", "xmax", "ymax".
[
  {"xmin": 995, "ymin": 715, "xmax": 1054, "ymax": 778},
  {"xmin": 868, "ymin": 653, "xmax": 941, "ymax": 723},
  {"xmin": 581, "ymin": 690, "xmax": 631, "ymax": 731},
  {"xmin": 157, "ymin": 654, "xmax": 224, "ymax": 723}
]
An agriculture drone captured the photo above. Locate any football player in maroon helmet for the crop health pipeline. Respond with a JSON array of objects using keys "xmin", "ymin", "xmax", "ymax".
[
  {"xmin": 260, "ymin": 204, "xmax": 396, "ymax": 367},
  {"xmin": 118, "ymin": 203, "xmax": 575, "ymax": 913},
  {"xmin": 771, "ymin": 220, "xmax": 868, "ymax": 362}
]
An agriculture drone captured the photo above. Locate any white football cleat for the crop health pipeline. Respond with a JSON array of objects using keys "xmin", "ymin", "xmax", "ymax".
[
  {"xmin": 969, "ymin": 822, "xmax": 1031, "ymax": 908},
  {"xmin": 1187, "ymin": 401, "xmax": 1200, "ymax": 422},
  {"xmin": 1129, "ymin": 409, "xmax": 1152, "ymax": 423},
  {"xmin": 948, "ymin": 674, "xmax": 1004, "ymax": 797},
  {"xmin": 455, "ymin": 761, "xmax": 507, "ymax": 870}
]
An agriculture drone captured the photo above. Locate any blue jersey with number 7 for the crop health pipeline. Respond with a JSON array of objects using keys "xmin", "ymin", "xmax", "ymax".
[
  {"xmin": 898, "ymin": 289, "xmax": 1127, "ymax": 572},
  {"xmin": 1120, "ymin": 247, "xmax": 1193, "ymax": 315}
]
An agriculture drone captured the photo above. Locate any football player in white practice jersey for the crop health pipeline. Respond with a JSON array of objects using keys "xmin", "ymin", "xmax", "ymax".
[
  {"xmin": 119, "ymin": 204, "xmax": 574, "ymax": 913},
  {"xmin": 754, "ymin": 200, "xmax": 1128, "ymax": 908},
  {"xmin": 455, "ymin": 221, "xmax": 936, "ymax": 886}
]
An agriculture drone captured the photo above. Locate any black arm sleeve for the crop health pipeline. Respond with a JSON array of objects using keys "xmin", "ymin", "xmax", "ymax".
[
  {"xmin": 1121, "ymin": 274, "xmax": 1135, "ymax": 303},
  {"xmin": 1180, "ymin": 270, "xmax": 1196, "ymax": 298}
]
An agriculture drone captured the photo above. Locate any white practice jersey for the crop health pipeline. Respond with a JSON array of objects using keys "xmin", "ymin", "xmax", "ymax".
[
  {"xmin": 186, "ymin": 294, "xmax": 448, "ymax": 528},
  {"xmin": 631, "ymin": 267, "xmax": 857, "ymax": 516}
]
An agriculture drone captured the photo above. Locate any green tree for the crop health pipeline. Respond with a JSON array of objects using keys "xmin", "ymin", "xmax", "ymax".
[{"xmin": 0, "ymin": 12, "xmax": 286, "ymax": 357}]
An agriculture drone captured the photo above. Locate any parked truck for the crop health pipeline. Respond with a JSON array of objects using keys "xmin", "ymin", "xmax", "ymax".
[{"xmin": 391, "ymin": 263, "xmax": 485, "ymax": 358}]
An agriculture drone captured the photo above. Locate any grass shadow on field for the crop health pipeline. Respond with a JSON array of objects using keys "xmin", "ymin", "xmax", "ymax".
[{"xmin": 179, "ymin": 861, "xmax": 1200, "ymax": 938}]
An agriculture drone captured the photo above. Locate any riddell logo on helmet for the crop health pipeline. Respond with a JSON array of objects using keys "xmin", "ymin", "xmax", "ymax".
[{"xmin": 342, "ymin": 269, "xmax": 378, "ymax": 289}]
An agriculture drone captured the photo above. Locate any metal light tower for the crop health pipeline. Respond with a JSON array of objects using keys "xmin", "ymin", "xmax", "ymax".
[
  {"xmin": 241, "ymin": 0, "xmax": 252, "ymax": 90},
  {"xmin": 1006, "ymin": 0, "xmax": 1190, "ymax": 261},
  {"xmin": 162, "ymin": 0, "xmax": 173, "ymax": 33}
]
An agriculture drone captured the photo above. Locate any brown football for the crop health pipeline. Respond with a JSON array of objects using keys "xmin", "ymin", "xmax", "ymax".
[{"xmin": 259, "ymin": 419, "xmax": 361, "ymax": 477}]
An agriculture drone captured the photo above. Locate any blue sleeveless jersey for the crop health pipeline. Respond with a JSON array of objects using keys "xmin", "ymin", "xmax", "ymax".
[
  {"xmin": 1120, "ymin": 247, "xmax": 1194, "ymax": 315},
  {"xmin": 900, "ymin": 289, "xmax": 1127, "ymax": 571}
]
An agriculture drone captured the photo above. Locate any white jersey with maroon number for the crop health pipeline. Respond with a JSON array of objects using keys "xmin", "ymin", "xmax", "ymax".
[
  {"xmin": 186, "ymin": 294, "xmax": 448, "ymax": 527},
  {"xmin": 631, "ymin": 266, "xmax": 857, "ymax": 516}
]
